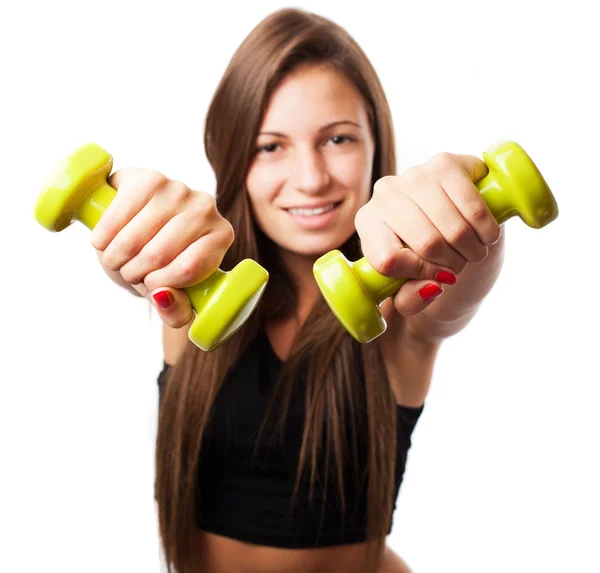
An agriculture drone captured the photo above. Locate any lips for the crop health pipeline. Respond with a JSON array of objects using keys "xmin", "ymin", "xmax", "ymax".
[
  {"xmin": 283, "ymin": 201, "xmax": 343, "ymax": 216},
  {"xmin": 282, "ymin": 200, "xmax": 343, "ymax": 230}
]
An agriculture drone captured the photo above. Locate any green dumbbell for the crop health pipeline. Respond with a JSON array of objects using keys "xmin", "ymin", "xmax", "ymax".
[
  {"xmin": 313, "ymin": 140, "xmax": 559, "ymax": 344},
  {"xmin": 34, "ymin": 142, "xmax": 269, "ymax": 351}
]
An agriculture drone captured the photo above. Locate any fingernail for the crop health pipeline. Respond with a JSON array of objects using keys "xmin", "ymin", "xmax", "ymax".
[
  {"xmin": 491, "ymin": 227, "xmax": 503, "ymax": 245},
  {"xmin": 435, "ymin": 271, "xmax": 457, "ymax": 285},
  {"xmin": 153, "ymin": 290, "xmax": 175, "ymax": 309},
  {"xmin": 419, "ymin": 284, "xmax": 443, "ymax": 301}
]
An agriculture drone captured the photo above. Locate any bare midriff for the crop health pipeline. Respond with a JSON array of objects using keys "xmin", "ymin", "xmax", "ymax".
[{"xmin": 186, "ymin": 529, "xmax": 413, "ymax": 573}]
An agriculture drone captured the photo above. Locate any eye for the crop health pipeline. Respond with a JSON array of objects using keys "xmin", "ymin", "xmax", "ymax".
[
  {"xmin": 256, "ymin": 143, "xmax": 280, "ymax": 154},
  {"xmin": 328, "ymin": 134, "xmax": 354, "ymax": 145}
]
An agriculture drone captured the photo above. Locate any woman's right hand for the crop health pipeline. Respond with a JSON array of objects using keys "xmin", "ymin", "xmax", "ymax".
[{"xmin": 90, "ymin": 168, "xmax": 235, "ymax": 328}]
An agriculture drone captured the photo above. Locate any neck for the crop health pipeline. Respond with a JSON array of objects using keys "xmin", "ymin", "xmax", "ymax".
[{"xmin": 278, "ymin": 248, "xmax": 323, "ymax": 325}]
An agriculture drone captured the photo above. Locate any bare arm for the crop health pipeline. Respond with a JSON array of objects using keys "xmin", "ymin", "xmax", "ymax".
[
  {"xmin": 379, "ymin": 231, "xmax": 505, "ymax": 405},
  {"xmin": 162, "ymin": 319, "xmax": 194, "ymax": 365}
]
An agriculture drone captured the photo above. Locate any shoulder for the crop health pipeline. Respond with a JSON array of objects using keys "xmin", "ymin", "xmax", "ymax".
[
  {"xmin": 162, "ymin": 317, "xmax": 194, "ymax": 366},
  {"xmin": 376, "ymin": 299, "xmax": 442, "ymax": 408}
]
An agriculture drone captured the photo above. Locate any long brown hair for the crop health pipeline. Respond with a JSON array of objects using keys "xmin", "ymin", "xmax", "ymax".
[{"xmin": 155, "ymin": 8, "xmax": 398, "ymax": 572}]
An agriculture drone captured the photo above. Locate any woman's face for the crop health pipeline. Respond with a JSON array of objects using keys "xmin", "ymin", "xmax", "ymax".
[{"xmin": 246, "ymin": 63, "xmax": 376, "ymax": 259}]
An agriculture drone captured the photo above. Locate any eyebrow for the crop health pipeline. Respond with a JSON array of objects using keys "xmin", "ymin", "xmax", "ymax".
[{"xmin": 258, "ymin": 120, "xmax": 363, "ymax": 137}]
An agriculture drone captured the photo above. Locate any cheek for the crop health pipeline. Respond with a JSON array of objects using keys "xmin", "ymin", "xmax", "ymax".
[
  {"xmin": 246, "ymin": 191, "xmax": 270, "ymax": 232},
  {"xmin": 335, "ymin": 153, "xmax": 373, "ymax": 204},
  {"xmin": 246, "ymin": 162, "xmax": 282, "ymax": 205},
  {"xmin": 245, "ymin": 165, "xmax": 260, "ymax": 202},
  {"xmin": 360, "ymin": 153, "xmax": 375, "ymax": 203},
  {"xmin": 245, "ymin": 168, "xmax": 281, "ymax": 232}
]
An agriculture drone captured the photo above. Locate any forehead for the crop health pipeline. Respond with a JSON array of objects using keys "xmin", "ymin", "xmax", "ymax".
[{"xmin": 259, "ymin": 64, "xmax": 369, "ymax": 131}]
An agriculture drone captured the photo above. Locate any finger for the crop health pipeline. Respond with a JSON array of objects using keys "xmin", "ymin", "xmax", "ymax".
[
  {"xmin": 375, "ymin": 193, "xmax": 467, "ymax": 274},
  {"xmin": 107, "ymin": 167, "xmax": 139, "ymax": 190},
  {"xmin": 99, "ymin": 193, "xmax": 177, "ymax": 272},
  {"xmin": 150, "ymin": 287, "xmax": 195, "ymax": 329},
  {"xmin": 410, "ymin": 179, "xmax": 489, "ymax": 265},
  {"xmin": 355, "ymin": 202, "xmax": 458, "ymax": 280},
  {"xmin": 130, "ymin": 282, "xmax": 150, "ymax": 298},
  {"xmin": 117, "ymin": 209, "xmax": 206, "ymax": 285},
  {"xmin": 391, "ymin": 279, "xmax": 445, "ymax": 317},
  {"xmin": 455, "ymin": 153, "xmax": 488, "ymax": 181},
  {"xmin": 91, "ymin": 168, "xmax": 166, "ymax": 251},
  {"xmin": 143, "ymin": 232, "xmax": 229, "ymax": 292},
  {"xmin": 441, "ymin": 154, "xmax": 501, "ymax": 246}
]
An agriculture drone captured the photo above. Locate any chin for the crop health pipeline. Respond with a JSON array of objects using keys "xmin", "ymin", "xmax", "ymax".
[{"xmin": 280, "ymin": 232, "xmax": 355, "ymax": 259}]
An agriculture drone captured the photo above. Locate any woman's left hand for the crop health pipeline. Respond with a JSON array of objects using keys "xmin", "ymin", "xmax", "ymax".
[{"xmin": 354, "ymin": 152, "xmax": 502, "ymax": 316}]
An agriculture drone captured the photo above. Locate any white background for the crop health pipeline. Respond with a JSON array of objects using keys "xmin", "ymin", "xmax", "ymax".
[{"xmin": 2, "ymin": 1, "xmax": 599, "ymax": 571}]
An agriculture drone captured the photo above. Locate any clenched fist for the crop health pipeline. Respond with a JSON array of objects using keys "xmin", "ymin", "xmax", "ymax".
[
  {"xmin": 355, "ymin": 152, "xmax": 502, "ymax": 316},
  {"xmin": 91, "ymin": 168, "xmax": 234, "ymax": 328}
]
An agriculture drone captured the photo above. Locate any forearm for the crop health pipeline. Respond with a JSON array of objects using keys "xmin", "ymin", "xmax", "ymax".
[{"xmin": 406, "ymin": 230, "xmax": 506, "ymax": 341}]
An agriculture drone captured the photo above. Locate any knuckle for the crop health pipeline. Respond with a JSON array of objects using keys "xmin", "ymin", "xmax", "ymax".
[
  {"xmin": 445, "ymin": 220, "xmax": 471, "ymax": 245},
  {"xmin": 193, "ymin": 191, "xmax": 217, "ymax": 218},
  {"xmin": 403, "ymin": 166, "xmax": 427, "ymax": 186},
  {"xmin": 141, "ymin": 168, "xmax": 169, "ymax": 189},
  {"xmin": 372, "ymin": 255, "xmax": 395, "ymax": 277},
  {"xmin": 468, "ymin": 200, "xmax": 489, "ymax": 222},
  {"xmin": 144, "ymin": 243, "xmax": 170, "ymax": 269},
  {"xmin": 221, "ymin": 219, "xmax": 235, "ymax": 247},
  {"xmin": 177, "ymin": 258, "xmax": 201, "ymax": 285},
  {"xmin": 90, "ymin": 233, "xmax": 104, "ymax": 251},
  {"xmin": 354, "ymin": 204, "xmax": 369, "ymax": 229},
  {"xmin": 402, "ymin": 253, "xmax": 428, "ymax": 280},
  {"xmin": 415, "ymin": 256, "xmax": 427, "ymax": 279},
  {"xmin": 369, "ymin": 245, "xmax": 402, "ymax": 276},
  {"xmin": 118, "ymin": 236, "xmax": 142, "ymax": 260},
  {"xmin": 103, "ymin": 258, "xmax": 121, "ymax": 272},
  {"xmin": 100, "ymin": 248, "xmax": 123, "ymax": 272},
  {"xmin": 413, "ymin": 231, "xmax": 442, "ymax": 258},
  {"xmin": 198, "ymin": 190, "xmax": 216, "ymax": 208},
  {"xmin": 125, "ymin": 169, "xmax": 168, "ymax": 203},
  {"xmin": 119, "ymin": 266, "xmax": 139, "ymax": 285},
  {"xmin": 430, "ymin": 152, "xmax": 455, "ymax": 173},
  {"xmin": 91, "ymin": 218, "xmax": 120, "ymax": 250},
  {"xmin": 169, "ymin": 180, "xmax": 192, "ymax": 203},
  {"xmin": 373, "ymin": 175, "xmax": 395, "ymax": 195},
  {"xmin": 96, "ymin": 250, "xmax": 109, "ymax": 269}
]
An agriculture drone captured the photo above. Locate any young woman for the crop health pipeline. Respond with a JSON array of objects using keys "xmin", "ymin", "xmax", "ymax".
[{"xmin": 93, "ymin": 8, "xmax": 504, "ymax": 573}]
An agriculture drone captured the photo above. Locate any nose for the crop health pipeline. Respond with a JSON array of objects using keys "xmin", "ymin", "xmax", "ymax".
[{"xmin": 289, "ymin": 146, "xmax": 331, "ymax": 194}]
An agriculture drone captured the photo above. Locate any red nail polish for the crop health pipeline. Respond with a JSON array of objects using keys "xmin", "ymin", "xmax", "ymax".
[
  {"xmin": 435, "ymin": 271, "xmax": 457, "ymax": 285},
  {"xmin": 419, "ymin": 284, "xmax": 443, "ymax": 301},
  {"xmin": 153, "ymin": 290, "xmax": 175, "ymax": 309}
]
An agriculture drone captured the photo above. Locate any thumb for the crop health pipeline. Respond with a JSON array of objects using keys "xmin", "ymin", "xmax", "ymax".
[
  {"xmin": 150, "ymin": 287, "xmax": 194, "ymax": 329},
  {"xmin": 454, "ymin": 153, "xmax": 489, "ymax": 183}
]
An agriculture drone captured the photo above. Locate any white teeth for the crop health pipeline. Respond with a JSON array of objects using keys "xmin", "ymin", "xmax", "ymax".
[{"xmin": 288, "ymin": 203, "xmax": 336, "ymax": 216}]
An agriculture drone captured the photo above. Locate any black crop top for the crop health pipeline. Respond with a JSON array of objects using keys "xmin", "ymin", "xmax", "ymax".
[{"xmin": 156, "ymin": 332, "xmax": 424, "ymax": 548}]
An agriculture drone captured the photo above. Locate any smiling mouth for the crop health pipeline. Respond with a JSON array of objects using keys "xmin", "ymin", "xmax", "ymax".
[{"xmin": 284, "ymin": 201, "xmax": 343, "ymax": 216}]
